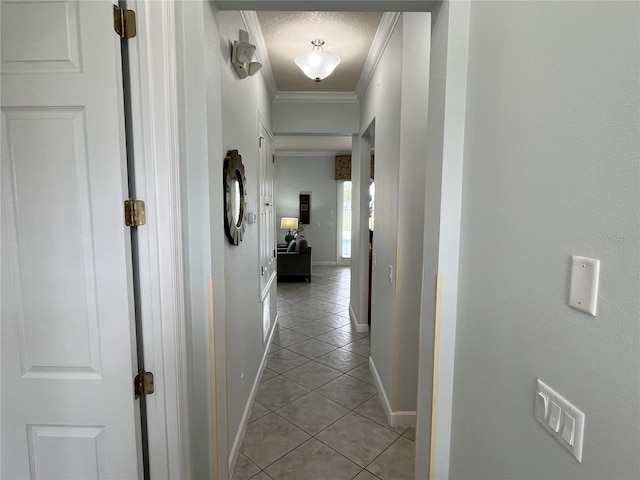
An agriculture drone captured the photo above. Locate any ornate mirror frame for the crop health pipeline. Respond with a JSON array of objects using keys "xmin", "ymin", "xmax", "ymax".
[{"xmin": 223, "ymin": 149, "xmax": 247, "ymax": 245}]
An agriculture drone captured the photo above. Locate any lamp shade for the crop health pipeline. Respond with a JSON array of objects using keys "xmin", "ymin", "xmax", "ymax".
[
  {"xmin": 280, "ymin": 217, "xmax": 299, "ymax": 230},
  {"xmin": 295, "ymin": 40, "xmax": 340, "ymax": 82}
]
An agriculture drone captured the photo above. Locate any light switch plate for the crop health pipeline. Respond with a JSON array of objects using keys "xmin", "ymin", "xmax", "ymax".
[
  {"xmin": 569, "ymin": 256, "xmax": 600, "ymax": 316},
  {"xmin": 535, "ymin": 379, "xmax": 585, "ymax": 462}
]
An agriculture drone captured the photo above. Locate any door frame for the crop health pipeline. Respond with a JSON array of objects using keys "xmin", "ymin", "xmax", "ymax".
[{"xmin": 125, "ymin": 1, "xmax": 189, "ymax": 478}]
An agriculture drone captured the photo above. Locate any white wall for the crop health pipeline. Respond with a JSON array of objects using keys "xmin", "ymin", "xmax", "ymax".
[
  {"xmin": 450, "ymin": 2, "xmax": 640, "ymax": 479},
  {"xmin": 275, "ymin": 155, "xmax": 339, "ymax": 264}
]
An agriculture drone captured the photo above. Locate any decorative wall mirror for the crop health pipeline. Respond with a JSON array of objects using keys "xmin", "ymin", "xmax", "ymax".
[{"xmin": 223, "ymin": 149, "xmax": 247, "ymax": 245}]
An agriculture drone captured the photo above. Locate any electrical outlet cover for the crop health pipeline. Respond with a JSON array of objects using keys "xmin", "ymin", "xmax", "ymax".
[{"xmin": 569, "ymin": 256, "xmax": 600, "ymax": 316}]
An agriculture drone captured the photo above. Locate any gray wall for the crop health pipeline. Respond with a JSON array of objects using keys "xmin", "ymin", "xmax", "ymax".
[
  {"xmin": 450, "ymin": 2, "xmax": 640, "ymax": 479},
  {"xmin": 415, "ymin": 2, "xmax": 470, "ymax": 477},
  {"xmin": 395, "ymin": 13, "xmax": 430, "ymax": 413},
  {"xmin": 275, "ymin": 155, "xmax": 339, "ymax": 264},
  {"xmin": 177, "ymin": 4, "xmax": 277, "ymax": 478},
  {"xmin": 272, "ymin": 101, "xmax": 359, "ymax": 135},
  {"xmin": 350, "ymin": 133, "xmax": 372, "ymax": 329},
  {"xmin": 176, "ymin": 1, "xmax": 228, "ymax": 477},
  {"xmin": 360, "ymin": 16, "xmax": 402, "ymax": 409},
  {"xmin": 358, "ymin": 13, "xmax": 431, "ymax": 415},
  {"xmin": 217, "ymin": 10, "xmax": 277, "ymax": 464}
]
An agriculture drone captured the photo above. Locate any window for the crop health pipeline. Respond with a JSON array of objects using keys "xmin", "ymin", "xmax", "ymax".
[
  {"xmin": 369, "ymin": 180, "xmax": 375, "ymax": 231},
  {"xmin": 338, "ymin": 181, "xmax": 352, "ymax": 259}
]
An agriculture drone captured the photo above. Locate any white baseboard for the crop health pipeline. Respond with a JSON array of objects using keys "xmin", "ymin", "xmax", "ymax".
[
  {"xmin": 369, "ymin": 357, "xmax": 416, "ymax": 428},
  {"xmin": 349, "ymin": 303, "xmax": 369, "ymax": 333},
  {"xmin": 312, "ymin": 261, "xmax": 337, "ymax": 266},
  {"xmin": 228, "ymin": 315, "xmax": 278, "ymax": 475}
]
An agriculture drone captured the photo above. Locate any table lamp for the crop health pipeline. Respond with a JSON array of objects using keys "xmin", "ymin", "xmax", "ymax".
[{"xmin": 280, "ymin": 217, "xmax": 299, "ymax": 243}]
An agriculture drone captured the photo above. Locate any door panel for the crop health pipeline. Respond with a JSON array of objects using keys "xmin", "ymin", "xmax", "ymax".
[
  {"xmin": 3, "ymin": 108, "xmax": 103, "ymax": 380},
  {"xmin": 1, "ymin": 1, "xmax": 82, "ymax": 74},
  {"xmin": 258, "ymin": 125, "xmax": 275, "ymax": 300},
  {"xmin": 27, "ymin": 425, "xmax": 105, "ymax": 480},
  {"xmin": 1, "ymin": 1, "xmax": 139, "ymax": 478}
]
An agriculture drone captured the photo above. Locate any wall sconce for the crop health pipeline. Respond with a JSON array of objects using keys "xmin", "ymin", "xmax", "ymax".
[{"xmin": 232, "ymin": 30, "xmax": 262, "ymax": 79}]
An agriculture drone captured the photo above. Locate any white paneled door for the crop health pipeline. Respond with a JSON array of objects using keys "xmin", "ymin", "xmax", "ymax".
[
  {"xmin": 1, "ymin": 1, "xmax": 140, "ymax": 478},
  {"xmin": 258, "ymin": 123, "xmax": 275, "ymax": 300}
]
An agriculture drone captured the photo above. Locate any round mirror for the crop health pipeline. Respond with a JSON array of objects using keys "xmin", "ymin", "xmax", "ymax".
[
  {"xmin": 233, "ymin": 170, "xmax": 243, "ymax": 227},
  {"xmin": 223, "ymin": 150, "xmax": 247, "ymax": 245}
]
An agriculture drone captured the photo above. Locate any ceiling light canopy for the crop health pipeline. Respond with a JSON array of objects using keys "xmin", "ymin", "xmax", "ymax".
[{"xmin": 295, "ymin": 40, "xmax": 340, "ymax": 83}]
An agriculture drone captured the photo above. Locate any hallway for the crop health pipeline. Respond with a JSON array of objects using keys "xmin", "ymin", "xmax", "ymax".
[{"xmin": 233, "ymin": 266, "xmax": 415, "ymax": 480}]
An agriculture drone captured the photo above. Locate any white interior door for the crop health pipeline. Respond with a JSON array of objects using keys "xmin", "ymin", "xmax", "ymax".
[
  {"xmin": 1, "ymin": 1, "xmax": 140, "ymax": 478},
  {"xmin": 258, "ymin": 124, "xmax": 275, "ymax": 299}
]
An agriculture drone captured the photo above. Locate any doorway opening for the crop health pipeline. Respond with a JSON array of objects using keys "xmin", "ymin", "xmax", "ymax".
[{"xmin": 362, "ymin": 120, "xmax": 375, "ymax": 326}]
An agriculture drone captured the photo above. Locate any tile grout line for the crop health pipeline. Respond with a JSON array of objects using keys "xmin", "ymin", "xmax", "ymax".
[{"xmin": 240, "ymin": 268, "xmax": 413, "ymax": 480}]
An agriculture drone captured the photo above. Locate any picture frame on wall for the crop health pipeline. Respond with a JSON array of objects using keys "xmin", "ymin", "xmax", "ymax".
[{"xmin": 299, "ymin": 192, "xmax": 310, "ymax": 224}]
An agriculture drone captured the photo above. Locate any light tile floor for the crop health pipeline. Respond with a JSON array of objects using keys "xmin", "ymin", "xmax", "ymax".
[{"xmin": 233, "ymin": 266, "xmax": 416, "ymax": 480}]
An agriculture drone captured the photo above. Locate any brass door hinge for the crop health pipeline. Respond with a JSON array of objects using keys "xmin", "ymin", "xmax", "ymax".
[
  {"xmin": 124, "ymin": 199, "xmax": 146, "ymax": 227},
  {"xmin": 272, "ymin": 154, "xmax": 276, "ymax": 163},
  {"xmin": 134, "ymin": 371, "xmax": 154, "ymax": 399},
  {"xmin": 114, "ymin": 5, "xmax": 137, "ymax": 39}
]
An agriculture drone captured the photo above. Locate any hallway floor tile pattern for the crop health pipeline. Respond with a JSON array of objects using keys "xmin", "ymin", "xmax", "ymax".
[{"xmin": 233, "ymin": 267, "xmax": 415, "ymax": 480}]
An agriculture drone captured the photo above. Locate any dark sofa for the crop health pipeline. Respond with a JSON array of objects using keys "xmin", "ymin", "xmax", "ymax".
[{"xmin": 277, "ymin": 236, "xmax": 312, "ymax": 282}]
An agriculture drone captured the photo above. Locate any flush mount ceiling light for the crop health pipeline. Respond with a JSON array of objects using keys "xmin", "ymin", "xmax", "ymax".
[{"xmin": 295, "ymin": 39, "xmax": 341, "ymax": 82}]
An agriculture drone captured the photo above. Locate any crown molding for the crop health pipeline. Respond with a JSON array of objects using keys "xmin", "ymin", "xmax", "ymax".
[
  {"xmin": 275, "ymin": 150, "xmax": 350, "ymax": 157},
  {"xmin": 240, "ymin": 10, "xmax": 401, "ymax": 101},
  {"xmin": 240, "ymin": 11, "xmax": 278, "ymax": 99},
  {"xmin": 216, "ymin": 1, "xmax": 436, "ymax": 12},
  {"xmin": 274, "ymin": 91, "xmax": 359, "ymax": 104},
  {"xmin": 355, "ymin": 12, "xmax": 401, "ymax": 98}
]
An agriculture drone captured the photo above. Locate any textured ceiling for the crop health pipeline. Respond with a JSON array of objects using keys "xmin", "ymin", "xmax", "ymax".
[{"xmin": 256, "ymin": 11, "xmax": 383, "ymax": 92}]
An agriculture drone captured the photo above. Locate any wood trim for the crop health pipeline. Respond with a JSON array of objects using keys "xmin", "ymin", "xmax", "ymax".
[
  {"xmin": 349, "ymin": 304, "xmax": 370, "ymax": 333},
  {"xmin": 355, "ymin": 12, "xmax": 402, "ymax": 98},
  {"xmin": 391, "ymin": 246, "xmax": 401, "ymax": 410},
  {"xmin": 273, "ymin": 91, "xmax": 358, "ymax": 103},
  {"xmin": 207, "ymin": 277, "xmax": 219, "ymax": 477},
  {"xmin": 127, "ymin": 1, "xmax": 189, "ymax": 477},
  {"xmin": 240, "ymin": 11, "xmax": 277, "ymax": 99},
  {"xmin": 370, "ymin": 357, "xmax": 416, "ymax": 427},
  {"xmin": 228, "ymin": 312, "xmax": 279, "ymax": 476},
  {"xmin": 429, "ymin": 274, "xmax": 443, "ymax": 480}
]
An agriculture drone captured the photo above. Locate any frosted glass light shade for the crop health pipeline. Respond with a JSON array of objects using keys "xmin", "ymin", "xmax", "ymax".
[
  {"xmin": 295, "ymin": 45, "xmax": 340, "ymax": 82},
  {"xmin": 280, "ymin": 217, "xmax": 299, "ymax": 230}
]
